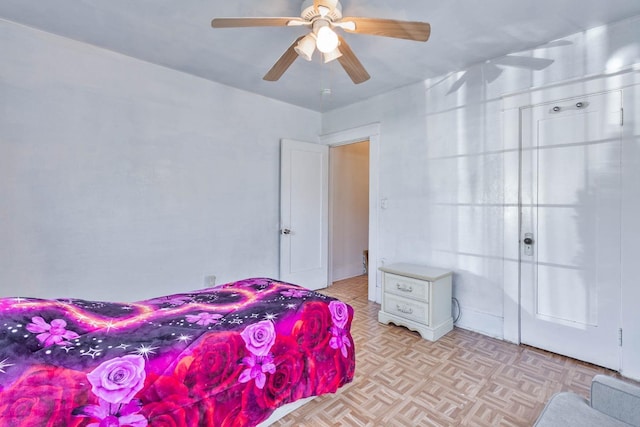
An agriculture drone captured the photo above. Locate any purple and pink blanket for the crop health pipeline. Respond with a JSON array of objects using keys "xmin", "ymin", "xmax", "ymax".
[{"xmin": 0, "ymin": 278, "xmax": 355, "ymax": 426}]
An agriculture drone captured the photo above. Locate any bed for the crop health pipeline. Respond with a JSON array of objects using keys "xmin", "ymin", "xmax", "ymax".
[{"xmin": 0, "ymin": 277, "xmax": 355, "ymax": 426}]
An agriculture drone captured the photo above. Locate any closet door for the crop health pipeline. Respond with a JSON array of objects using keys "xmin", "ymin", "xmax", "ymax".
[{"xmin": 520, "ymin": 91, "xmax": 622, "ymax": 369}]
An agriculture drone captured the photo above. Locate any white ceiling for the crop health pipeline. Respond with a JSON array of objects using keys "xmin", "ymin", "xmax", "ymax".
[{"xmin": 2, "ymin": 0, "xmax": 640, "ymax": 112}]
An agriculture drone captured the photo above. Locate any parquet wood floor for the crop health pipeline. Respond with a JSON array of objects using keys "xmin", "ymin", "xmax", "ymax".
[{"xmin": 273, "ymin": 275, "xmax": 619, "ymax": 426}]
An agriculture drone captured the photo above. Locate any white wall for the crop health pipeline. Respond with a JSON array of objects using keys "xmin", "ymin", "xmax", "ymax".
[
  {"xmin": 2, "ymin": 13, "xmax": 640, "ymax": 379},
  {"xmin": 322, "ymin": 16, "xmax": 640, "ymax": 378},
  {"xmin": 0, "ymin": 19, "xmax": 321, "ymax": 301},
  {"xmin": 330, "ymin": 141, "xmax": 369, "ymax": 281}
]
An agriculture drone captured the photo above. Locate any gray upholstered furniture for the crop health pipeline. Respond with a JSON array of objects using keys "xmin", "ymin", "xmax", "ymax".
[{"xmin": 534, "ymin": 375, "xmax": 640, "ymax": 426}]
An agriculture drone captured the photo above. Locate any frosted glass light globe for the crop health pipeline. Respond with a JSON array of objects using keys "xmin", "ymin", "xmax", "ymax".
[{"xmin": 316, "ymin": 26, "xmax": 339, "ymax": 53}]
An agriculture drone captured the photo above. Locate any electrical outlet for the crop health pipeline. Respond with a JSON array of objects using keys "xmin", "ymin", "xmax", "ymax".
[{"xmin": 204, "ymin": 275, "xmax": 216, "ymax": 288}]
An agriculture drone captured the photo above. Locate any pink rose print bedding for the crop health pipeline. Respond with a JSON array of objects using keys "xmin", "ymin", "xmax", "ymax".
[{"xmin": 0, "ymin": 278, "xmax": 355, "ymax": 426}]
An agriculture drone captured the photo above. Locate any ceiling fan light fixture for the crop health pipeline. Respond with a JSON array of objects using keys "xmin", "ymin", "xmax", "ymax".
[
  {"xmin": 316, "ymin": 25, "xmax": 339, "ymax": 53},
  {"xmin": 323, "ymin": 47, "xmax": 342, "ymax": 63},
  {"xmin": 317, "ymin": 5, "xmax": 330, "ymax": 17},
  {"xmin": 294, "ymin": 33, "xmax": 316, "ymax": 61}
]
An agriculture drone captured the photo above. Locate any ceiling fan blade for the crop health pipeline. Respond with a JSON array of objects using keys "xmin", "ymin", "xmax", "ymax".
[
  {"xmin": 211, "ymin": 17, "xmax": 302, "ymax": 28},
  {"xmin": 336, "ymin": 36, "xmax": 370, "ymax": 84},
  {"xmin": 263, "ymin": 36, "xmax": 305, "ymax": 82},
  {"xmin": 340, "ymin": 17, "xmax": 431, "ymax": 42}
]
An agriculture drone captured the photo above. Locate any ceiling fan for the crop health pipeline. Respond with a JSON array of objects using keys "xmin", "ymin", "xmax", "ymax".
[{"xmin": 211, "ymin": 0, "xmax": 431, "ymax": 84}]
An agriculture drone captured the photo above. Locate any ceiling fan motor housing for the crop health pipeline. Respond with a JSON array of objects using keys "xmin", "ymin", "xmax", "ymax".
[{"xmin": 300, "ymin": 0, "xmax": 342, "ymax": 21}]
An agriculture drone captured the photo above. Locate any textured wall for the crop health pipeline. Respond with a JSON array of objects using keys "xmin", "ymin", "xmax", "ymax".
[
  {"xmin": 0, "ymin": 19, "xmax": 321, "ymax": 301},
  {"xmin": 322, "ymin": 15, "xmax": 640, "ymax": 378}
]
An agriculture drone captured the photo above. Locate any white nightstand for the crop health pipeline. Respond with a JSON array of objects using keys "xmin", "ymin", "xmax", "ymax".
[{"xmin": 378, "ymin": 263, "xmax": 453, "ymax": 341}]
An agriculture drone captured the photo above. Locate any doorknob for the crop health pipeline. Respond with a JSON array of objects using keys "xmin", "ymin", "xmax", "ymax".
[
  {"xmin": 281, "ymin": 228, "xmax": 291, "ymax": 235},
  {"xmin": 523, "ymin": 233, "xmax": 534, "ymax": 256}
]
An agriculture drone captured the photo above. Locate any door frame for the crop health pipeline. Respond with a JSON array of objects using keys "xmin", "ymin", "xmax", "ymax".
[{"xmin": 320, "ymin": 123, "xmax": 381, "ymax": 303}]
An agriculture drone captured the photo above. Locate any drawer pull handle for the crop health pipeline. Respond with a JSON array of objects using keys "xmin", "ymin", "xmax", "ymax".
[
  {"xmin": 396, "ymin": 283, "xmax": 413, "ymax": 293},
  {"xmin": 396, "ymin": 304, "xmax": 413, "ymax": 314}
]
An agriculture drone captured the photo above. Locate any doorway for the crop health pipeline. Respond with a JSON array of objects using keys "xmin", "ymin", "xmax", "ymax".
[
  {"xmin": 329, "ymin": 140, "xmax": 370, "ymax": 282},
  {"xmin": 519, "ymin": 91, "xmax": 623, "ymax": 369},
  {"xmin": 320, "ymin": 123, "xmax": 381, "ymax": 302}
]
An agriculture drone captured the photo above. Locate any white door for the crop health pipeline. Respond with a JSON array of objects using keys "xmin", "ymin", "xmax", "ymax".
[
  {"xmin": 520, "ymin": 91, "xmax": 623, "ymax": 370},
  {"xmin": 280, "ymin": 139, "xmax": 329, "ymax": 290}
]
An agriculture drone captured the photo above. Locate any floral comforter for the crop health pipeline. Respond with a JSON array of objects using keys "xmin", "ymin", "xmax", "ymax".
[{"xmin": 0, "ymin": 278, "xmax": 355, "ymax": 426}]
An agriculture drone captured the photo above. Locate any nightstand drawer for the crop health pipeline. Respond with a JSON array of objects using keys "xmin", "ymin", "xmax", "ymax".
[
  {"xmin": 384, "ymin": 273, "xmax": 429, "ymax": 302},
  {"xmin": 383, "ymin": 293, "xmax": 429, "ymax": 325}
]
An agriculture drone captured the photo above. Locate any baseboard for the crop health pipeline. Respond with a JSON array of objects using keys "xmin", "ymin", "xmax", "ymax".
[
  {"xmin": 454, "ymin": 305, "xmax": 504, "ymax": 340},
  {"xmin": 332, "ymin": 268, "xmax": 366, "ymax": 282}
]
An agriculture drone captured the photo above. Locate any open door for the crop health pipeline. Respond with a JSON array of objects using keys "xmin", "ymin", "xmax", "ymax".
[{"xmin": 280, "ymin": 139, "xmax": 329, "ymax": 290}]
